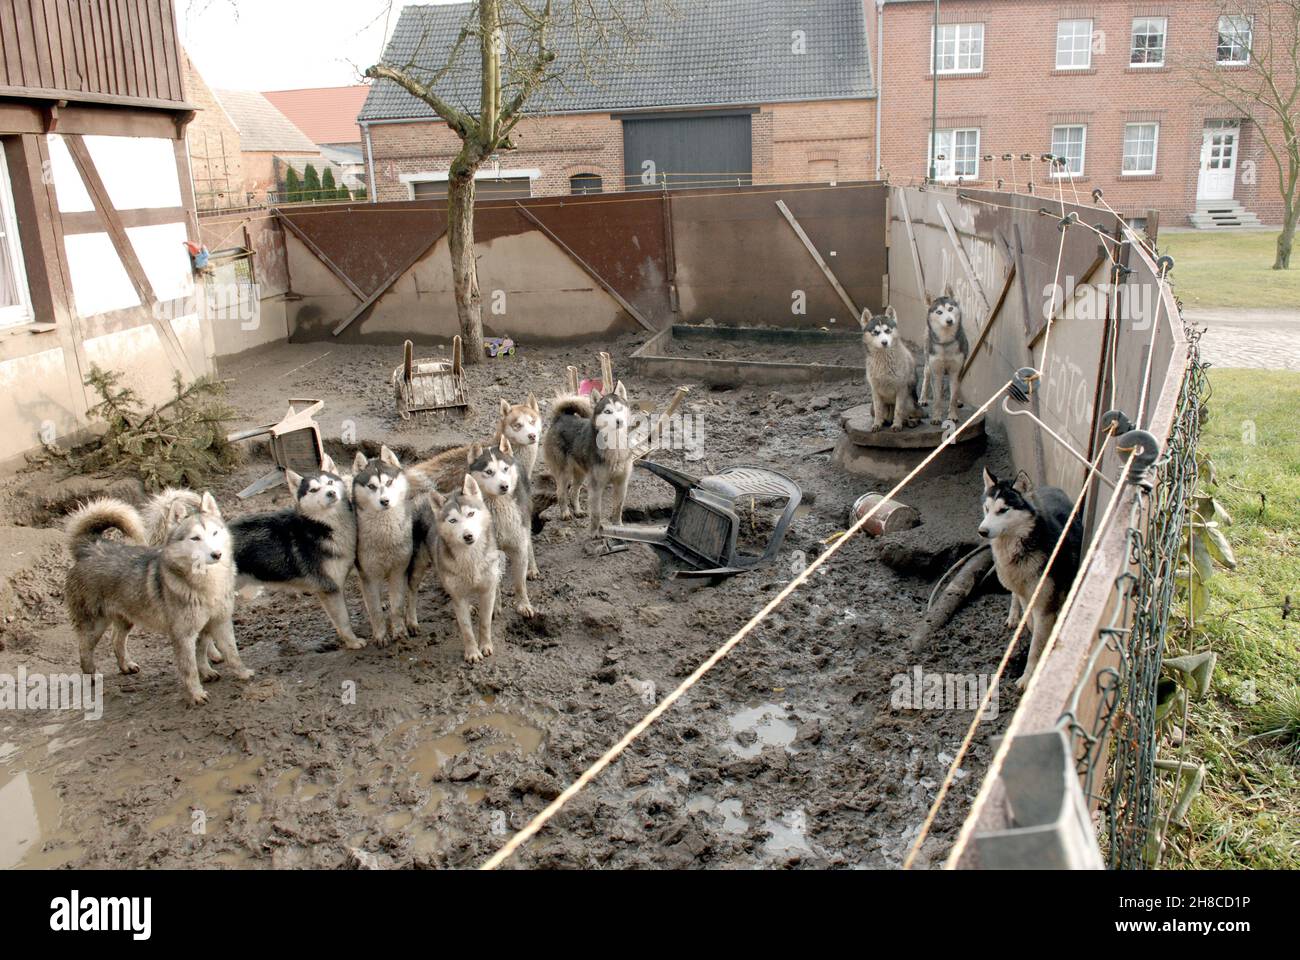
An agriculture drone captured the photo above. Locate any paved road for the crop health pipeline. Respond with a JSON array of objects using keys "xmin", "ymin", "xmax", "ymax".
[{"xmin": 1181, "ymin": 308, "xmax": 1300, "ymax": 371}]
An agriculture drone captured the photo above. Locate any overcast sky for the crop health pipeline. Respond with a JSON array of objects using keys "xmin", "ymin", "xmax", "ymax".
[{"xmin": 180, "ymin": 0, "xmax": 463, "ymax": 91}]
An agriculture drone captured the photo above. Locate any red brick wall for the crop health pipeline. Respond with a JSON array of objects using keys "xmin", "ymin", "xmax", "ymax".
[
  {"xmin": 366, "ymin": 99, "xmax": 876, "ymax": 200},
  {"xmin": 871, "ymin": 0, "xmax": 1287, "ymax": 225},
  {"xmin": 182, "ymin": 52, "xmax": 246, "ymax": 210}
]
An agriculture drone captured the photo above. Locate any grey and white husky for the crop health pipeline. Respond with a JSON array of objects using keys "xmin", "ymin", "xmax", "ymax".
[
  {"xmin": 227, "ymin": 457, "xmax": 365, "ymax": 650},
  {"xmin": 543, "ymin": 381, "xmax": 634, "ymax": 533},
  {"xmin": 922, "ymin": 286, "xmax": 969, "ymax": 425},
  {"xmin": 467, "ymin": 436, "xmax": 538, "ymax": 618},
  {"xmin": 860, "ymin": 305, "xmax": 920, "ymax": 432},
  {"xmin": 351, "ymin": 445, "xmax": 435, "ymax": 647},
  {"xmin": 978, "ymin": 468, "xmax": 1084, "ymax": 689},
  {"xmin": 429, "ymin": 474, "xmax": 501, "ymax": 663},
  {"xmin": 65, "ymin": 493, "xmax": 250, "ymax": 705}
]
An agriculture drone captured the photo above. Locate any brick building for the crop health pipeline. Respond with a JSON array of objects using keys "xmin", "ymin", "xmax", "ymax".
[
  {"xmin": 213, "ymin": 89, "xmax": 321, "ymax": 203},
  {"xmin": 183, "ymin": 50, "xmax": 246, "ymax": 211},
  {"xmin": 359, "ymin": 0, "xmax": 877, "ymax": 200},
  {"xmin": 869, "ymin": 0, "xmax": 1287, "ymax": 227}
]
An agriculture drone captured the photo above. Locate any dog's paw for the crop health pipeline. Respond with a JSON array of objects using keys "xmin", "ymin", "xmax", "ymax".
[
  {"xmin": 516, "ymin": 601, "xmax": 536, "ymax": 619},
  {"xmin": 890, "ymin": 422, "xmax": 903, "ymax": 432},
  {"xmin": 341, "ymin": 634, "xmax": 366, "ymax": 651},
  {"xmin": 559, "ymin": 508, "xmax": 574, "ymax": 521},
  {"xmin": 480, "ymin": 640, "xmax": 494, "ymax": 658},
  {"xmin": 404, "ymin": 619, "xmax": 421, "ymax": 636},
  {"xmin": 119, "ymin": 661, "xmax": 140, "ymax": 675},
  {"xmin": 867, "ymin": 421, "xmax": 882, "ymax": 432},
  {"xmin": 199, "ymin": 665, "xmax": 220, "ymax": 682},
  {"xmin": 1014, "ymin": 673, "xmax": 1030, "ymax": 692},
  {"xmin": 464, "ymin": 645, "xmax": 484, "ymax": 664},
  {"xmin": 188, "ymin": 688, "xmax": 210, "ymax": 706},
  {"xmin": 372, "ymin": 632, "xmax": 390, "ymax": 649},
  {"xmin": 207, "ymin": 647, "xmax": 225, "ymax": 664},
  {"xmin": 234, "ymin": 667, "xmax": 255, "ymax": 681},
  {"xmin": 929, "ymin": 417, "xmax": 943, "ymax": 426}
]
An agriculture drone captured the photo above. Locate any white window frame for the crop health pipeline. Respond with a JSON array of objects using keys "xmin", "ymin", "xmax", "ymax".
[
  {"xmin": 0, "ymin": 154, "xmax": 35, "ymax": 329},
  {"xmin": 1056, "ymin": 19, "xmax": 1094, "ymax": 70},
  {"xmin": 1122, "ymin": 122, "xmax": 1159, "ymax": 176},
  {"xmin": 1217, "ymin": 15, "xmax": 1253, "ymax": 65},
  {"xmin": 930, "ymin": 23, "xmax": 984, "ymax": 75},
  {"xmin": 399, "ymin": 167, "xmax": 540, "ymax": 200},
  {"xmin": 929, "ymin": 128, "xmax": 981, "ymax": 181},
  {"xmin": 1129, "ymin": 17, "xmax": 1167, "ymax": 67},
  {"xmin": 1050, "ymin": 125, "xmax": 1087, "ymax": 177}
]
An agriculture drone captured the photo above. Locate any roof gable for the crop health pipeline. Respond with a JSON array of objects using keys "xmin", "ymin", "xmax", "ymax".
[{"xmin": 214, "ymin": 89, "xmax": 319, "ymax": 153}]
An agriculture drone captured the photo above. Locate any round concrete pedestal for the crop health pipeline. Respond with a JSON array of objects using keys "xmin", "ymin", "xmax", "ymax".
[{"xmin": 832, "ymin": 403, "xmax": 987, "ymax": 481}]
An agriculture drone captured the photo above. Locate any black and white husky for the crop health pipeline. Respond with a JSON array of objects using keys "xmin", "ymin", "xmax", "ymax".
[
  {"xmin": 467, "ymin": 436, "xmax": 538, "ymax": 618},
  {"xmin": 978, "ymin": 468, "xmax": 1084, "ymax": 689},
  {"xmin": 351, "ymin": 446, "xmax": 435, "ymax": 647},
  {"xmin": 922, "ymin": 286, "xmax": 969, "ymax": 425},
  {"xmin": 429, "ymin": 474, "xmax": 501, "ymax": 663},
  {"xmin": 542, "ymin": 381, "xmax": 635, "ymax": 534}
]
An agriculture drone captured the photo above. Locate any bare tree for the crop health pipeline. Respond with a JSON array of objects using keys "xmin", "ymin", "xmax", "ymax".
[
  {"xmin": 1182, "ymin": 2, "xmax": 1300, "ymax": 269},
  {"xmin": 366, "ymin": 1, "xmax": 662, "ymax": 361}
]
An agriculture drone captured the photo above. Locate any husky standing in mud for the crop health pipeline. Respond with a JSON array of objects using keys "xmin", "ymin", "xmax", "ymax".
[
  {"xmin": 65, "ymin": 492, "xmax": 249, "ymax": 705},
  {"xmin": 922, "ymin": 286, "xmax": 969, "ymax": 425},
  {"xmin": 978, "ymin": 468, "xmax": 1084, "ymax": 689},
  {"xmin": 543, "ymin": 381, "xmax": 635, "ymax": 533},
  {"xmin": 467, "ymin": 437, "xmax": 538, "ymax": 618},
  {"xmin": 860, "ymin": 305, "xmax": 920, "ymax": 432},
  {"xmin": 227, "ymin": 457, "xmax": 364, "ymax": 650},
  {"xmin": 493, "ymin": 394, "xmax": 543, "ymax": 479},
  {"xmin": 430, "ymin": 475, "xmax": 501, "ymax": 663},
  {"xmin": 351, "ymin": 446, "xmax": 435, "ymax": 647}
]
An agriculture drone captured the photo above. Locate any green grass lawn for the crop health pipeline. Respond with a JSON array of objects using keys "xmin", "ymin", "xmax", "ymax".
[
  {"xmin": 1163, "ymin": 369, "xmax": 1300, "ymax": 869},
  {"xmin": 1159, "ymin": 230, "xmax": 1300, "ymax": 310}
]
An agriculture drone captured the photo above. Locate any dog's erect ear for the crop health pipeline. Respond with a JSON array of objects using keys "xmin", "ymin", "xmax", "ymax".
[
  {"xmin": 169, "ymin": 498, "xmax": 192, "ymax": 523},
  {"xmin": 884, "ymin": 304, "xmax": 898, "ymax": 323},
  {"xmin": 943, "ymin": 282, "xmax": 955, "ymax": 300},
  {"xmin": 614, "ymin": 380, "xmax": 628, "ymax": 401},
  {"xmin": 320, "ymin": 453, "xmax": 337, "ymax": 475},
  {"xmin": 199, "ymin": 491, "xmax": 221, "ymax": 518},
  {"xmin": 499, "ymin": 397, "xmax": 511, "ymax": 416},
  {"xmin": 1013, "ymin": 471, "xmax": 1032, "ymax": 494},
  {"xmin": 858, "ymin": 308, "xmax": 870, "ymax": 329},
  {"xmin": 498, "ymin": 435, "xmax": 512, "ymax": 456},
  {"xmin": 427, "ymin": 490, "xmax": 446, "ymax": 510},
  {"xmin": 924, "ymin": 291, "xmax": 935, "ymax": 307},
  {"xmin": 589, "ymin": 388, "xmax": 602, "ymax": 405},
  {"xmin": 286, "ymin": 469, "xmax": 304, "ymax": 495},
  {"xmin": 379, "ymin": 445, "xmax": 401, "ymax": 468},
  {"xmin": 527, "ymin": 392, "xmax": 539, "ymax": 412},
  {"xmin": 351, "ymin": 451, "xmax": 368, "ymax": 474},
  {"xmin": 468, "ymin": 443, "xmax": 483, "ymax": 465},
  {"xmin": 981, "ymin": 466, "xmax": 997, "ymax": 490},
  {"xmin": 462, "ymin": 473, "xmax": 481, "ymax": 498}
]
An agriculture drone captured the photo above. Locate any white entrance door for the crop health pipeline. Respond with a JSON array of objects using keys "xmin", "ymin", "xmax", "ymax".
[{"xmin": 1197, "ymin": 122, "xmax": 1238, "ymax": 201}]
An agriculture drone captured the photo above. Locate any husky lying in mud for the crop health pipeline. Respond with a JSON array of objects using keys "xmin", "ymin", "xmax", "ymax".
[
  {"xmin": 978, "ymin": 468, "xmax": 1084, "ymax": 689},
  {"xmin": 65, "ymin": 492, "xmax": 250, "ymax": 705}
]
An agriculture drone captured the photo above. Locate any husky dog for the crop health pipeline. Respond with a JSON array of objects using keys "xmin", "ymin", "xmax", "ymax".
[
  {"xmin": 227, "ymin": 457, "xmax": 365, "ymax": 650},
  {"xmin": 467, "ymin": 437, "xmax": 538, "ymax": 618},
  {"xmin": 65, "ymin": 493, "xmax": 249, "ymax": 705},
  {"xmin": 979, "ymin": 469, "xmax": 1084, "ymax": 689},
  {"xmin": 860, "ymin": 305, "xmax": 920, "ymax": 432},
  {"xmin": 430, "ymin": 475, "xmax": 501, "ymax": 663},
  {"xmin": 351, "ymin": 446, "xmax": 435, "ymax": 647},
  {"xmin": 543, "ymin": 381, "xmax": 634, "ymax": 533},
  {"xmin": 923, "ymin": 286, "xmax": 969, "ymax": 425},
  {"xmin": 493, "ymin": 394, "xmax": 543, "ymax": 479}
]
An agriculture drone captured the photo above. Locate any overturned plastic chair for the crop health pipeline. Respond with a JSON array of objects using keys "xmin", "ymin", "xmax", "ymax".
[{"xmin": 602, "ymin": 461, "xmax": 801, "ymax": 580}]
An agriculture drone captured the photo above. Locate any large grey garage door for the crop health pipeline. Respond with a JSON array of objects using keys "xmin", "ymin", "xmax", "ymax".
[{"xmin": 622, "ymin": 113, "xmax": 753, "ymax": 190}]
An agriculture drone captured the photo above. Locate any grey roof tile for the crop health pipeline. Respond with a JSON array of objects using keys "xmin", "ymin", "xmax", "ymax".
[
  {"xmin": 215, "ymin": 89, "xmax": 319, "ymax": 153},
  {"xmin": 359, "ymin": 0, "xmax": 874, "ymax": 122}
]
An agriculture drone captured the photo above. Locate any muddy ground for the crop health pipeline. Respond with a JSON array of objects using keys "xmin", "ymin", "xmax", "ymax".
[{"xmin": 0, "ymin": 334, "xmax": 1024, "ymax": 870}]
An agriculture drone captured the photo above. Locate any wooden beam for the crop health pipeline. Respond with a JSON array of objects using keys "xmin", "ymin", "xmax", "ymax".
[
  {"xmin": 331, "ymin": 226, "xmax": 446, "ymax": 336},
  {"xmin": 1028, "ymin": 253, "xmax": 1106, "ymax": 351},
  {"xmin": 275, "ymin": 210, "xmax": 367, "ymax": 302},
  {"xmin": 897, "ymin": 190, "xmax": 927, "ymax": 301},
  {"xmin": 514, "ymin": 202, "xmax": 657, "ymax": 332},
  {"xmin": 961, "ymin": 262, "xmax": 1016, "ymax": 378},
  {"xmin": 936, "ymin": 200, "xmax": 992, "ymax": 317},
  {"xmin": 774, "ymin": 199, "xmax": 860, "ymax": 320},
  {"xmin": 64, "ymin": 133, "xmax": 195, "ymax": 381}
]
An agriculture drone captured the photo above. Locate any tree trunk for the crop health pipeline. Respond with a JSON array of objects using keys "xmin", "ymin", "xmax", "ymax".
[
  {"xmin": 447, "ymin": 148, "xmax": 485, "ymax": 363},
  {"xmin": 1273, "ymin": 204, "xmax": 1297, "ymax": 270}
]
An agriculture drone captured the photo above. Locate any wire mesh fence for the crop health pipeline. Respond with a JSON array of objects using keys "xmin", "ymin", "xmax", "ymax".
[{"xmin": 1058, "ymin": 324, "xmax": 1206, "ymax": 868}]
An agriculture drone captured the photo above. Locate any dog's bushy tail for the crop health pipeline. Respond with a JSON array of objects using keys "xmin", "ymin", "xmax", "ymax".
[
  {"xmin": 549, "ymin": 393, "xmax": 593, "ymax": 422},
  {"xmin": 66, "ymin": 498, "xmax": 146, "ymax": 558},
  {"xmin": 406, "ymin": 445, "xmax": 470, "ymax": 494},
  {"xmin": 141, "ymin": 487, "xmax": 202, "ymax": 545}
]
